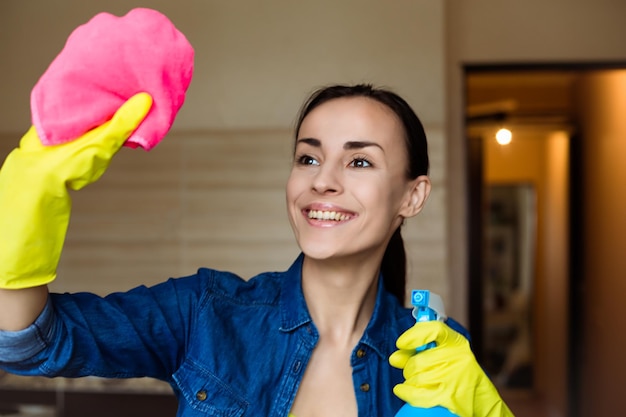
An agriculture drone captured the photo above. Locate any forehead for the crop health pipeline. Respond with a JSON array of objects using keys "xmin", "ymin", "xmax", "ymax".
[{"xmin": 298, "ymin": 96, "xmax": 404, "ymax": 141}]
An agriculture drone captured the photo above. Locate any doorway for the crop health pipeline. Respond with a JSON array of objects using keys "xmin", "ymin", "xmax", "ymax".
[{"xmin": 464, "ymin": 63, "xmax": 626, "ymax": 417}]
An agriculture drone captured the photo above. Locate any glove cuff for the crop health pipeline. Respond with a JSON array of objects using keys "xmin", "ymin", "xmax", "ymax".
[{"xmin": 0, "ymin": 148, "xmax": 71, "ymax": 289}]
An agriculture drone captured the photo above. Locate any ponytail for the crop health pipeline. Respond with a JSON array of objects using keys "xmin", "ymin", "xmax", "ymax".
[{"xmin": 381, "ymin": 227, "xmax": 407, "ymax": 305}]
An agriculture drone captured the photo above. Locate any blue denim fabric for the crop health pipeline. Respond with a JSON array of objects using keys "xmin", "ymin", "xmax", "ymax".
[{"xmin": 0, "ymin": 254, "xmax": 468, "ymax": 417}]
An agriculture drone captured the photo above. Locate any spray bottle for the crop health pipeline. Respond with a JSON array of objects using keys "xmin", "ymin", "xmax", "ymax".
[{"xmin": 394, "ymin": 290, "xmax": 459, "ymax": 417}]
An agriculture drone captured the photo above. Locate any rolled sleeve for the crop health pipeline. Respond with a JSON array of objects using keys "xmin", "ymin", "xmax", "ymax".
[{"xmin": 0, "ymin": 296, "xmax": 55, "ymax": 363}]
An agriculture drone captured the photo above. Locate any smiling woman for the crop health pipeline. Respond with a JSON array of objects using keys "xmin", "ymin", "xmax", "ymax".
[
  {"xmin": 286, "ymin": 86, "xmax": 432, "ymax": 416},
  {"xmin": 290, "ymin": 85, "xmax": 432, "ymax": 305},
  {"xmin": 0, "ymin": 84, "xmax": 511, "ymax": 417}
]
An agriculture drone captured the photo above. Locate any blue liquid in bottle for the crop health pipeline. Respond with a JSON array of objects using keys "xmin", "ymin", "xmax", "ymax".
[{"xmin": 394, "ymin": 290, "xmax": 458, "ymax": 417}]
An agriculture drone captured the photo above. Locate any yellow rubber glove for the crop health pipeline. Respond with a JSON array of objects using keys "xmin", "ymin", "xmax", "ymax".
[
  {"xmin": 389, "ymin": 321, "xmax": 514, "ymax": 417},
  {"xmin": 0, "ymin": 93, "xmax": 153, "ymax": 289}
]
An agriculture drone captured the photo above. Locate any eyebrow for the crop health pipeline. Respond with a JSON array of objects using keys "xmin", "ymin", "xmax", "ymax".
[{"xmin": 296, "ymin": 137, "xmax": 384, "ymax": 151}]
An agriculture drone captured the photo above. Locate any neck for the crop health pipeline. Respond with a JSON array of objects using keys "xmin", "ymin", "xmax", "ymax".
[{"xmin": 301, "ymin": 255, "xmax": 380, "ymax": 346}]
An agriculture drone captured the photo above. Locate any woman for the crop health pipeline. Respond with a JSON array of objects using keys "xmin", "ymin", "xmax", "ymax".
[{"xmin": 0, "ymin": 85, "xmax": 511, "ymax": 416}]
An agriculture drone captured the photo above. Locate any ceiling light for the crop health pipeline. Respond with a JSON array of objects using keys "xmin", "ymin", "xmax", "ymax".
[{"xmin": 495, "ymin": 128, "xmax": 512, "ymax": 145}]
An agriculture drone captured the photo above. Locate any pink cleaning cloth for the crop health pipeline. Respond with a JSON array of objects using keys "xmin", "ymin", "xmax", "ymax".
[{"xmin": 31, "ymin": 8, "xmax": 194, "ymax": 151}]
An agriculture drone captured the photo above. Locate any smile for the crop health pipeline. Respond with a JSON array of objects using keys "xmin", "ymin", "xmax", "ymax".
[{"xmin": 306, "ymin": 209, "xmax": 352, "ymax": 221}]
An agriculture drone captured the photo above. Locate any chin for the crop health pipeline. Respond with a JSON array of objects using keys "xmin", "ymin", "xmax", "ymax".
[
  {"xmin": 299, "ymin": 238, "xmax": 370, "ymax": 262},
  {"xmin": 299, "ymin": 242, "xmax": 339, "ymax": 261}
]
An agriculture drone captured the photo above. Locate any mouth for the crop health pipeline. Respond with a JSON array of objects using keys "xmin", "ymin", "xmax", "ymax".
[{"xmin": 305, "ymin": 209, "xmax": 354, "ymax": 222}]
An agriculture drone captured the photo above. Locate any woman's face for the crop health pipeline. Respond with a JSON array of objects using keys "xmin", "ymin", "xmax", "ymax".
[{"xmin": 286, "ymin": 96, "xmax": 427, "ymax": 262}]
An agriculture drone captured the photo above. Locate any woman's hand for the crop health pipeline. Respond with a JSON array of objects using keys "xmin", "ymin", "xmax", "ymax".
[
  {"xmin": 389, "ymin": 321, "xmax": 514, "ymax": 417},
  {"xmin": 0, "ymin": 93, "xmax": 152, "ymax": 290}
]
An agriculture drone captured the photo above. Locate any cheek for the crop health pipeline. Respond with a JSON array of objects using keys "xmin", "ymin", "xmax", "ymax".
[
  {"xmin": 355, "ymin": 181, "xmax": 386, "ymax": 203},
  {"xmin": 358, "ymin": 175, "xmax": 408, "ymax": 214},
  {"xmin": 285, "ymin": 171, "xmax": 303, "ymax": 207}
]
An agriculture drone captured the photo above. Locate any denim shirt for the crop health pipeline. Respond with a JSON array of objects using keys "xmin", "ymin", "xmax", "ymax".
[{"xmin": 0, "ymin": 254, "xmax": 467, "ymax": 417}]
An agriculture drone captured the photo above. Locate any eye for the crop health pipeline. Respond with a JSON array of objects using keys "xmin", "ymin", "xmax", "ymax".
[
  {"xmin": 349, "ymin": 157, "xmax": 372, "ymax": 168},
  {"xmin": 295, "ymin": 154, "xmax": 320, "ymax": 166}
]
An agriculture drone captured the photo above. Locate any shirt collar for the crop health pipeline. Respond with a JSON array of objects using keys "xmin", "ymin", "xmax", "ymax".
[
  {"xmin": 358, "ymin": 276, "xmax": 401, "ymax": 359},
  {"xmin": 279, "ymin": 253, "xmax": 313, "ymax": 332}
]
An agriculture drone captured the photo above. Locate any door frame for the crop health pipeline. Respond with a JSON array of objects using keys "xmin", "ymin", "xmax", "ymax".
[{"xmin": 463, "ymin": 61, "xmax": 626, "ymax": 415}]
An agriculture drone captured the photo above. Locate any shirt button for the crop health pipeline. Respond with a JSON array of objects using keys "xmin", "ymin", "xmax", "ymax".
[
  {"xmin": 356, "ymin": 349, "xmax": 366, "ymax": 358},
  {"xmin": 360, "ymin": 383, "xmax": 370, "ymax": 392},
  {"xmin": 196, "ymin": 390, "xmax": 208, "ymax": 401}
]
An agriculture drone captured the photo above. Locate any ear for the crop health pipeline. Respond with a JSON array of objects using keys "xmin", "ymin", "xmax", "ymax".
[{"xmin": 399, "ymin": 175, "xmax": 431, "ymax": 219}]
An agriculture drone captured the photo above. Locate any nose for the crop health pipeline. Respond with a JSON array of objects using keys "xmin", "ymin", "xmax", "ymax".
[{"xmin": 311, "ymin": 163, "xmax": 342, "ymax": 195}]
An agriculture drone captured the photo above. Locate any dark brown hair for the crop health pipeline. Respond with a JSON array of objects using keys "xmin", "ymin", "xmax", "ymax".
[{"xmin": 294, "ymin": 84, "xmax": 429, "ymax": 304}]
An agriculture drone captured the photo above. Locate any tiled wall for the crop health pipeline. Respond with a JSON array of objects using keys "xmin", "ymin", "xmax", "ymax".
[
  {"xmin": 1, "ymin": 127, "xmax": 449, "ymax": 303},
  {"xmin": 53, "ymin": 130, "xmax": 297, "ymax": 295}
]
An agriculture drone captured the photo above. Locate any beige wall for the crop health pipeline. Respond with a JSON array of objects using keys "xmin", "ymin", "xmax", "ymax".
[{"xmin": 0, "ymin": 0, "xmax": 447, "ymax": 131}]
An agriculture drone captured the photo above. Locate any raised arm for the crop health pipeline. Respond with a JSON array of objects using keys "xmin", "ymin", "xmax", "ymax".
[{"xmin": 0, "ymin": 94, "xmax": 153, "ymax": 331}]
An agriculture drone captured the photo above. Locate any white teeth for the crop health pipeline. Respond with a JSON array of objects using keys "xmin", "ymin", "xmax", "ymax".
[{"xmin": 308, "ymin": 210, "xmax": 350, "ymax": 221}]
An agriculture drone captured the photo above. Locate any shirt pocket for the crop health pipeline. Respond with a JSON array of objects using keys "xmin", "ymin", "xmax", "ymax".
[{"xmin": 173, "ymin": 358, "xmax": 248, "ymax": 417}]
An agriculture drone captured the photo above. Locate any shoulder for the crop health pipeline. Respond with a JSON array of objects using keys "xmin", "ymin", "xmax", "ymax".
[
  {"xmin": 83, "ymin": 267, "xmax": 286, "ymax": 312},
  {"xmin": 190, "ymin": 267, "xmax": 284, "ymax": 307}
]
